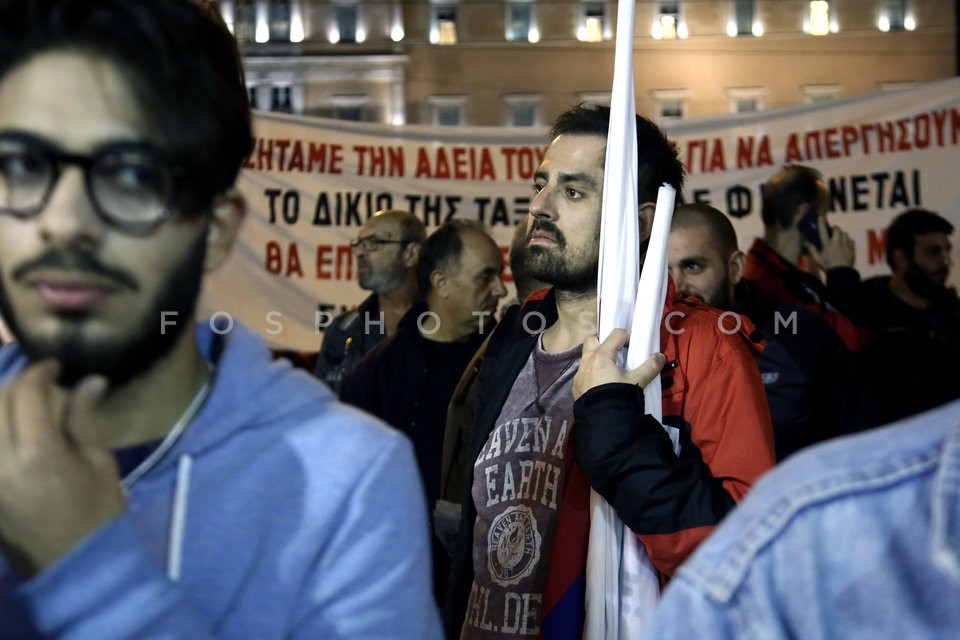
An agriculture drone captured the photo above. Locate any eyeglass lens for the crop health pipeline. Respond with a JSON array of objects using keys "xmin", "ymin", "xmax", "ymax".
[{"xmin": 0, "ymin": 132, "xmax": 175, "ymax": 230}]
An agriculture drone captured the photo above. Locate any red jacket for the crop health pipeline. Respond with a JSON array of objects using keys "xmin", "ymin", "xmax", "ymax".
[
  {"xmin": 568, "ymin": 290, "xmax": 776, "ymax": 579},
  {"xmin": 745, "ymin": 238, "xmax": 869, "ymax": 352},
  {"xmin": 444, "ymin": 286, "xmax": 776, "ymax": 638}
]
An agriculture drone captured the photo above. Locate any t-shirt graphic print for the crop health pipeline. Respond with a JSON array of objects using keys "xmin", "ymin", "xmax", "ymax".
[{"xmin": 462, "ymin": 339, "xmax": 581, "ymax": 639}]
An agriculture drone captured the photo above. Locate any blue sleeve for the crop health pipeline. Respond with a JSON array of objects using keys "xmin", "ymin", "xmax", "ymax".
[
  {"xmin": 11, "ymin": 515, "xmax": 217, "ymax": 638},
  {"xmin": 291, "ymin": 434, "xmax": 443, "ymax": 639},
  {"xmin": 649, "ymin": 575, "xmax": 738, "ymax": 640},
  {"xmin": 8, "ymin": 436, "xmax": 442, "ymax": 639}
]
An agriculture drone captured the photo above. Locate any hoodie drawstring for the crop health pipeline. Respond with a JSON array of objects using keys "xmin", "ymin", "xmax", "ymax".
[{"xmin": 167, "ymin": 454, "xmax": 193, "ymax": 582}]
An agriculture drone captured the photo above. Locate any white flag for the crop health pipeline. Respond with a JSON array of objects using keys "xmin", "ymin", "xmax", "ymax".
[{"xmin": 585, "ymin": 0, "xmax": 678, "ymax": 637}]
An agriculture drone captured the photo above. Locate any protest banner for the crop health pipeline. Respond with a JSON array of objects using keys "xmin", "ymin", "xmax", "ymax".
[{"xmin": 199, "ymin": 77, "xmax": 960, "ymax": 351}]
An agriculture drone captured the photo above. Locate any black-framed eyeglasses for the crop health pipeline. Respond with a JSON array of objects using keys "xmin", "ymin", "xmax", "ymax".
[
  {"xmin": 349, "ymin": 236, "xmax": 412, "ymax": 252},
  {"xmin": 0, "ymin": 131, "xmax": 182, "ymax": 232}
]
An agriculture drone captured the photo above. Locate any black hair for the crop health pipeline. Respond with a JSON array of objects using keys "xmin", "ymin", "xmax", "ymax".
[
  {"xmin": 885, "ymin": 209, "xmax": 954, "ymax": 268},
  {"xmin": 0, "ymin": 0, "xmax": 253, "ymax": 215},
  {"xmin": 417, "ymin": 219, "xmax": 487, "ymax": 295},
  {"xmin": 549, "ymin": 103, "xmax": 685, "ymax": 202},
  {"xmin": 760, "ymin": 164, "xmax": 823, "ymax": 230}
]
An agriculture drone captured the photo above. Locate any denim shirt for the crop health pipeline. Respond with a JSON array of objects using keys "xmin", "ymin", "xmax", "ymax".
[{"xmin": 650, "ymin": 399, "xmax": 960, "ymax": 640}]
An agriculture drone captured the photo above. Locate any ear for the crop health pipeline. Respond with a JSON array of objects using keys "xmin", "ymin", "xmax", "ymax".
[
  {"xmin": 728, "ymin": 249, "xmax": 746, "ymax": 286},
  {"xmin": 204, "ymin": 189, "xmax": 246, "ymax": 271},
  {"xmin": 638, "ymin": 202, "xmax": 656, "ymax": 243},
  {"xmin": 430, "ymin": 269, "xmax": 449, "ymax": 297},
  {"xmin": 403, "ymin": 241, "xmax": 422, "ymax": 269}
]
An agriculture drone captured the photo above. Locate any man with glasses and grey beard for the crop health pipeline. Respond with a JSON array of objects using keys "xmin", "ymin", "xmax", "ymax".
[
  {"xmin": 314, "ymin": 209, "xmax": 425, "ymax": 393},
  {"xmin": 0, "ymin": 1, "xmax": 440, "ymax": 637}
]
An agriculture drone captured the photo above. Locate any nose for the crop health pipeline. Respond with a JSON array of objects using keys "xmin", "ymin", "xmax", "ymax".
[
  {"xmin": 669, "ymin": 268, "xmax": 687, "ymax": 294},
  {"xmin": 529, "ymin": 185, "xmax": 557, "ymax": 221},
  {"xmin": 37, "ymin": 166, "xmax": 104, "ymax": 249}
]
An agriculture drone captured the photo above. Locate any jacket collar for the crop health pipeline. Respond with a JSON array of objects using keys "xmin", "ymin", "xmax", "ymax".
[
  {"xmin": 358, "ymin": 292, "xmax": 380, "ymax": 315},
  {"xmin": 748, "ymin": 238, "xmax": 801, "ymax": 273},
  {"xmin": 397, "ymin": 299, "xmax": 431, "ymax": 332}
]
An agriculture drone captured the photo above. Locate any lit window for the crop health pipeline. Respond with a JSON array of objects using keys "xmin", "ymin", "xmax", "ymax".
[
  {"xmin": 269, "ymin": 0, "xmax": 291, "ymax": 42},
  {"xmin": 506, "ymin": 1, "xmax": 534, "ymax": 43},
  {"xmin": 728, "ymin": 0, "xmax": 758, "ymax": 37},
  {"xmin": 431, "ymin": 4, "xmax": 458, "ymax": 45},
  {"xmin": 806, "ymin": 1, "xmax": 830, "ymax": 36},
  {"xmin": 653, "ymin": 1, "xmax": 686, "ymax": 40},
  {"xmin": 879, "ymin": 0, "xmax": 913, "ymax": 32},
  {"xmin": 504, "ymin": 94, "xmax": 541, "ymax": 127},
  {"xmin": 578, "ymin": 1, "xmax": 606, "ymax": 42},
  {"xmin": 334, "ymin": 4, "xmax": 358, "ymax": 43},
  {"xmin": 391, "ymin": 2, "xmax": 405, "ymax": 42},
  {"xmin": 290, "ymin": 2, "xmax": 305, "ymax": 42},
  {"xmin": 429, "ymin": 95, "xmax": 466, "ymax": 126},
  {"xmin": 233, "ymin": 0, "xmax": 257, "ymax": 43}
]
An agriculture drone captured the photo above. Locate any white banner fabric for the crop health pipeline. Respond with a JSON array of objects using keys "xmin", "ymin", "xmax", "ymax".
[{"xmin": 200, "ymin": 78, "xmax": 960, "ymax": 351}]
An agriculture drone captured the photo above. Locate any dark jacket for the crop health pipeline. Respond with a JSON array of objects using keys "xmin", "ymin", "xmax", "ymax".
[
  {"xmin": 340, "ymin": 301, "xmax": 487, "ymax": 510},
  {"xmin": 444, "ymin": 288, "xmax": 776, "ymax": 637},
  {"xmin": 313, "ymin": 293, "xmax": 386, "ymax": 393},
  {"xmin": 340, "ymin": 301, "xmax": 488, "ymax": 606},
  {"xmin": 734, "ymin": 280, "xmax": 882, "ymax": 460},
  {"xmin": 856, "ymin": 275, "xmax": 960, "ymax": 421}
]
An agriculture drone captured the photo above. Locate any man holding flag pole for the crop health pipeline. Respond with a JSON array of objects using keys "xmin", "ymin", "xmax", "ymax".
[
  {"xmin": 445, "ymin": 105, "xmax": 776, "ymax": 640},
  {"xmin": 445, "ymin": 2, "xmax": 774, "ymax": 638}
]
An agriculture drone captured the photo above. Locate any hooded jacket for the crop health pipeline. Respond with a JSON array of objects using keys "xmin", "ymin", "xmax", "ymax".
[{"xmin": 0, "ymin": 322, "xmax": 442, "ymax": 640}]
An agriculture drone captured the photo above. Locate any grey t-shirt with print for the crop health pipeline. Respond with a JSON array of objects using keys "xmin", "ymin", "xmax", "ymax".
[{"xmin": 461, "ymin": 338, "xmax": 581, "ymax": 639}]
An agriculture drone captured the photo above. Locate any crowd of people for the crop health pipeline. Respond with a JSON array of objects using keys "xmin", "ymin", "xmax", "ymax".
[{"xmin": 0, "ymin": 0, "xmax": 958, "ymax": 638}]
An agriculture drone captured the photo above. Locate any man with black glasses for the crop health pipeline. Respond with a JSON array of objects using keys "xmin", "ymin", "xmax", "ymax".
[
  {"xmin": 0, "ymin": 1, "xmax": 441, "ymax": 637},
  {"xmin": 314, "ymin": 209, "xmax": 425, "ymax": 393}
]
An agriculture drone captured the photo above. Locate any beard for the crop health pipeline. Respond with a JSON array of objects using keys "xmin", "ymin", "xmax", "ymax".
[
  {"xmin": 904, "ymin": 262, "xmax": 952, "ymax": 303},
  {"xmin": 687, "ymin": 284, "xmax": 732, "ymax": 310},
  {"xmin": 703, "ymin": 267, "xmax": 734, "ymax": 309},
  {"xmin": 677, "ymin": 277, "xmax": 732, "ymax": 309},
  {"xmin": 358, "ymin": 256, "xmax": 406, "ymax": 294},
  {"xmin": 524, "ymin": 218, "xmax": 599, "ymax": 295},
  {"xmin": 0, "ymin": 230, "xmax": 208, "ymax": 388}
]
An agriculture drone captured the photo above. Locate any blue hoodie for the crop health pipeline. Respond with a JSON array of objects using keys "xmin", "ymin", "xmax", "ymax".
[{"xmin": 0, "ymin": 322, "xmax": 443, "ymax": 639}]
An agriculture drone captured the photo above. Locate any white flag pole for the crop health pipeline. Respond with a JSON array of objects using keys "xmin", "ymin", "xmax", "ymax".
[
  {"xmin": 588, "ymin": 1, "xmax": 680, "ymax": 637},
  {"xmin": 586, "ymin": 0, "xmax": 638, "ymax": 638}
]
